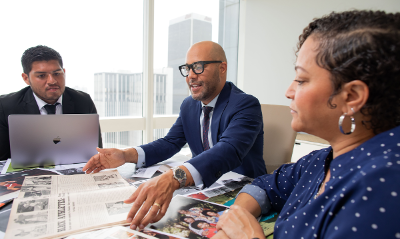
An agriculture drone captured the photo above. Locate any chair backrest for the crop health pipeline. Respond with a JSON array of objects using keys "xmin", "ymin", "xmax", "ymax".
[{"xmin": 261, "ymin": 104, "xmax": 297, "ymax": 173}]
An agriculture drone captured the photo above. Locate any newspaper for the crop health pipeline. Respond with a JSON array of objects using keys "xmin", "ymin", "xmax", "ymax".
[
  {"xmin": 4, "ymin": 170, "xmax": 136, "ymax": 239},
  {"xmin": 66, "ymin": 226, "xmax": 182, "ymax": 239}
]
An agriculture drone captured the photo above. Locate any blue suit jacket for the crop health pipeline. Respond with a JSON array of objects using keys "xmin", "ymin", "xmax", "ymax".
[{"xmin": 141, "ymin": 82, "xmax": 267, "ymax": 187}]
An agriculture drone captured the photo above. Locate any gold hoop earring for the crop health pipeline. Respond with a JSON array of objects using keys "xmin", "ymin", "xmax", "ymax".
[{"xmin": 338, "ymin": 108, "xmax": 356, "ymax": 135}]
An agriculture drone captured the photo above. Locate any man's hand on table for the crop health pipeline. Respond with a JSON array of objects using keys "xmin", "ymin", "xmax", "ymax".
[
  {"xmin": 83, "ymin": 149, "xmax": 194, "ymax": 231},
  {"xmin": 82, "ymin": 148, "xmax": 138, "ymax": 173},
  {"xmin": 124, "ymin": 169, "xmax": 180, "ymax": 230}
]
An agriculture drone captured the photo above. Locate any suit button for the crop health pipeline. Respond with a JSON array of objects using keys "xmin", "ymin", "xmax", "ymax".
[{"xmin": 216, "ymin": 171, "xmax": 222, "ymax": 178}]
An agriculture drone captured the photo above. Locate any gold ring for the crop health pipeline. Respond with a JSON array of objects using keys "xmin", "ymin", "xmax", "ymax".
[{"xmin": 153, "ymin": 203, "xmax": 161, "ymax": 207}]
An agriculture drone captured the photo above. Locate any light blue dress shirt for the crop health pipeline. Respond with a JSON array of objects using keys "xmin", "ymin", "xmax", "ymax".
[{"xmin": 135, "ymin": 94, "xmax": 220, "ymax": 188}]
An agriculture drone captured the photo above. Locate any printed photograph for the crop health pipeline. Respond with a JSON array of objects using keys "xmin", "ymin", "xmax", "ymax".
[
  {"xmin": 201, "ymin": 186, "xmax": 232, "ymax": 198},
  {"xmin": 139, "ymin": 228, "xmax": 181, "ymax": 239},
  {"xmin": 13, "ymin": 224, "xmax": 47, "ymax": 238},
  {"xmin": 20, "ymin": 186, "xmax": 51, "ymax": 192},
  {"xmin": 205, "ymin": 187, "xmax": 242, "ymax": 206},
  {"xmin": 150, "ymin": 196, "xmax": 228, "ymax": 239},
  {"xmin": 0, "ymin": 169, "xmax": 58, "ymax": 197},
  {"xmin": 16, "ymin": 199, "xmax": 49, "ymax": 213},
  {"xmin": 220, "ymin": 176, "xmax": 253, "ymax": 190},
  {"xmin": 93, "ymin": 174, "xmax": 118, "ymax": 182},
  {"xmin": 24, "ymin": 176, "xmax": 52, "ymax": 186},
  {"xmin": 259, "ymin": 211, "xmax": 279, "ymax": 237},
  {"xmin": 186, "ymin": 192, "xmax": 209, "ymax": 201},
  {"xmin": 14, "ymin": 211, "xmax": 48, "ymax": 225},
  {"xmin": 132, "ymin": 168, "xmax": 146, "ymax": 176},
  {"xmin": 23, "ymin": 189, "xmax": 51, "ymax": 199},
  {"xmin": 56, "ymin": 167, "xmax": 85, "ymax": 175},
  {"xmin": 109, "ymin": 228, "xmax": 134, "ymax": 239},
  {"xmin": 98, "ymin": 182, "xmax": 127, "ymax": 189},
  {"xmin": 105, "ymin": 201, "xmax": 132, "ymax": 216},
  {"xmin": 122, "ymin": 171, "xmax": 162, "ymax": 186}
]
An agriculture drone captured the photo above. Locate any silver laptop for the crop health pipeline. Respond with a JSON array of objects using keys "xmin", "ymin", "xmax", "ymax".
[{"xmin": 8, "ymin": 114, "xmax": 99, "ymax": 168}]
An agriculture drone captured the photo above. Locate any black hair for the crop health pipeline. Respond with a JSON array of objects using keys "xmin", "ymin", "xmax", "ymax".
[
  {"xmin": 153, "ymin": 234, "xmax": 169, "ymax": 239},
  {"xmin": 191, "ymin": 220, "xmax": 209, "ymax": 230},
  {"xmin": 201, "ymin": 210, "xmax": 216, "ymax": 216},
  {"xmin": 21, "ymin": 45, "xmax": 63, "ymax": 74},
  {"xmin": 297, "ymin": 10, "xmax": 400, "ymax": 134}
]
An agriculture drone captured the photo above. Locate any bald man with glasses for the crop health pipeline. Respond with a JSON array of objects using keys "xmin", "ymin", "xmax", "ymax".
[{"xmin": 83, "ymin": 41, "xmax": 266, "ymax": 230}]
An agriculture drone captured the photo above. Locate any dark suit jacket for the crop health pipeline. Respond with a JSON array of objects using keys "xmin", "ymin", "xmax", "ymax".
[
  {"xmin": 0, "ymin": 86, "xmax": 102, "ymax": 161},
  {"xmin": 141, "ymin": 82, "xmax": 267, "ymax": 187}
]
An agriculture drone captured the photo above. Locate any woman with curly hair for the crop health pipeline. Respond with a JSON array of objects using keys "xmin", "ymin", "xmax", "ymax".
[{"xmin": 214, "ymin": 10, "xmax": 400, "ymax": 239}]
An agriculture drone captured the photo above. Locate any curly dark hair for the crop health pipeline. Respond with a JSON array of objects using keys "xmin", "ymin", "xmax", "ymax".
[
  {"xmin": 21, "ymin": 45, "xmax": 63, "ymax": 75},
  {"xmin": 297, "ymin": 10, "xmax": 400, "ymax": 134}
]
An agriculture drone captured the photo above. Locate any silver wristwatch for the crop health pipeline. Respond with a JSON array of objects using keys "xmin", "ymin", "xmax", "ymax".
[{"xmin": 172, "ymin": 166, "xmax": 187, "ymax": 188}]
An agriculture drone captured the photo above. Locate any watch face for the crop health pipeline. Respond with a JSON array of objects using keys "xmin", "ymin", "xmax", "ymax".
[{"xmin": 175, "ymin": 168, "xmax": 185, "ymax": 179}]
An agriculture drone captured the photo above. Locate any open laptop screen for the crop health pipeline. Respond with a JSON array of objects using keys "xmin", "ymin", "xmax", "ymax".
[{"xmin": 8, "ymin": 114, "xmax": 99, "ymax": 168}]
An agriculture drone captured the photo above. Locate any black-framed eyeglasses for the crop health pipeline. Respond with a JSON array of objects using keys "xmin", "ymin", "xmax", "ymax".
[{"xmin": 178, "ymin": 61, "xmax": 222, "ymax": 77}]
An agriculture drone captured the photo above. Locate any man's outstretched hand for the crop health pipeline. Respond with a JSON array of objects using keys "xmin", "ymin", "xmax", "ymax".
[
  {"xmin": 124, "ymin": 169, "xmax": 180, "ymax": 230},
  {"xmin": 83, "ymin": 147, "xmax": 138, "ymax": 173}
]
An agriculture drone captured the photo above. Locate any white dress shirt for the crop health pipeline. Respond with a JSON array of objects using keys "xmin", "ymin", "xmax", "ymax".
[{"xmin": 32, "ymin": 92, "xmax": 63, "ymax": 115}]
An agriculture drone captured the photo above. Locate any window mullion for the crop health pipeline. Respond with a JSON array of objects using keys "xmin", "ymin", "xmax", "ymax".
[{"xmin": 143, "ymin": 0, "xmax": 155, "ymax": 144}]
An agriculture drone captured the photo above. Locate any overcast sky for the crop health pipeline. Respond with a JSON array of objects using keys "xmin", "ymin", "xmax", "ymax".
[{"xmin": 0, "ymin": 0, "xmax": 220, "ymax": 96}]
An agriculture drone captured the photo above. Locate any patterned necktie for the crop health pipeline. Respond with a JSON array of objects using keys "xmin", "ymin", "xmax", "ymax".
[
  {"xmin": 202, "ymin": 106, "xmax": 213, "ymax": 151},
  {"xmin": 44, "ymin": 103, "xmax": 60, "ymax": 114}
]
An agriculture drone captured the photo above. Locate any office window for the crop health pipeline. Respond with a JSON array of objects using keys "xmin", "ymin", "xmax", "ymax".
[
  {"xmin": 153, "ymin": 0, "xmax": 240, "ymax": 138},
  {"xmin": 1, "ymin": 1, "xmax": 240, "ymax": 148},
  {"xmin": 0, "ymin": 1, "xmax": 144, "ymax": 148},
  {"xmin": 0, "ymin": 1, "xmax": 143, "ymax": 99},
  {"xmin": 153, "ymin": 128, "xmax": 170, "ymax": 141},
  {"xmin": 103, "ymin": 131, "xmax": 143, "ymax": 149}
]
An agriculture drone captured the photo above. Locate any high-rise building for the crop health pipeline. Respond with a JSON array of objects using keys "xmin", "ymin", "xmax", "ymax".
[
  {"xmin": 94, "ymin": 69, "xmax": 172, "ymax": 148},
  {"xmin": 168, "ymin": 13, "xmax": 212, "ymax": 114}
]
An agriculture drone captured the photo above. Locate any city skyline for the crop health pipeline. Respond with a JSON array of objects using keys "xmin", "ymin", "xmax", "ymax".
[{"xmin": 0, "ymin": 1, "xmax": 221, "ymax": 96}]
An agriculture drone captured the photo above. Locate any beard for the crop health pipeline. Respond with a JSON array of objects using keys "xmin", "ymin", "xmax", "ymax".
[{"xmin": 189, "ymin": 70, "xmax": 220, "ymax": 102}]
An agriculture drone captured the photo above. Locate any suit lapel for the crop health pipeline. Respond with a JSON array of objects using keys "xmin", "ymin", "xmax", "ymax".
[
  {"xmin": 22, "ymin": 88, "xmax": 41, "ymax": 114},
  {"xmin": 62, "ymin": 88, "xmax": 74, "ymax": 114},
  {"xmin": 211, "ymin": 82, "xmax": 231, "ymax": 144}
]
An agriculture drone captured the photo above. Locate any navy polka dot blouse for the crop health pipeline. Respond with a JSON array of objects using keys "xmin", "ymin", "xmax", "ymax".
[{"xmin": 239, "ymin": 126, "xmax": 400, "ymax": 238}]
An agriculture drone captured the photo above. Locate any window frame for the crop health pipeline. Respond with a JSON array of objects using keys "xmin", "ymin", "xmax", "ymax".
[{"xmin": 99, "ymin": 0, "xmax": 178, "ymax": 144}]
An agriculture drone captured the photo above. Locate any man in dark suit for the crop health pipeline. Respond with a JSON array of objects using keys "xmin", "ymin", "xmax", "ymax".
[
  {"xmin": 83, "ymin": 41, "xmax": 266, "ymax": 230},
  {"xmin": 0, "ymin": 45, "xmax": 102, "ymax": 161}
]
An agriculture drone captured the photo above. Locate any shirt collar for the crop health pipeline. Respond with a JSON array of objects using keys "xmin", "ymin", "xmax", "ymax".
[
  {"xmin": 201, "ymin": 94, "xmax": 220, "ymax": 108},
  {"xmin": 32, "ymin": 91, "xmax": 63, "ymax": 110}
]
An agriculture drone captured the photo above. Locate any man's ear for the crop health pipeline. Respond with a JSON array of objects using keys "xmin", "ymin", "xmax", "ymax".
[
  {"xmin": 340, "ymin": 80, "xmax": 369, "ymax": 115},
  {"xmin": 22, "ymin": 73, "xmax": 30, "ymax": 86},
  {"xmin": 219, "ymin": 62, "xmax": 227, "ymax": 74}
]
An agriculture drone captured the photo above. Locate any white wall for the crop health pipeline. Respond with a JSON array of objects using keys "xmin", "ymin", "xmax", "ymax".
[{"xmin": 237, "ymin": 0, "xmax": 400, "ymax": 106}]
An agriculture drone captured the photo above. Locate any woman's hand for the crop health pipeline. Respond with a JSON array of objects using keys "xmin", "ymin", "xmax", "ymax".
[{"xmin": 214, "ymin": 205, "xmax": 265, "ymax": 239}]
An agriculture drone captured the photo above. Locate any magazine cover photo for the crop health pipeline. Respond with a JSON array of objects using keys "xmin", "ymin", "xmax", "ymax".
[{"xmin": 150, "ymin": 196, "xmax": 228, "ymax": 239}]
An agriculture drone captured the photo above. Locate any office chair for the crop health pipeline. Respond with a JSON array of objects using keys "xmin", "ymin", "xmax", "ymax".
[{"xmin": 261, "ymin": 104, "xmax": 297, "ymax": 173}]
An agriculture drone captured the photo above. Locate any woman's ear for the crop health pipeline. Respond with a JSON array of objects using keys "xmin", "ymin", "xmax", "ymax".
[{"xmin": 340, "ymin": 80, "xmax": 369, "ymax": 114}]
